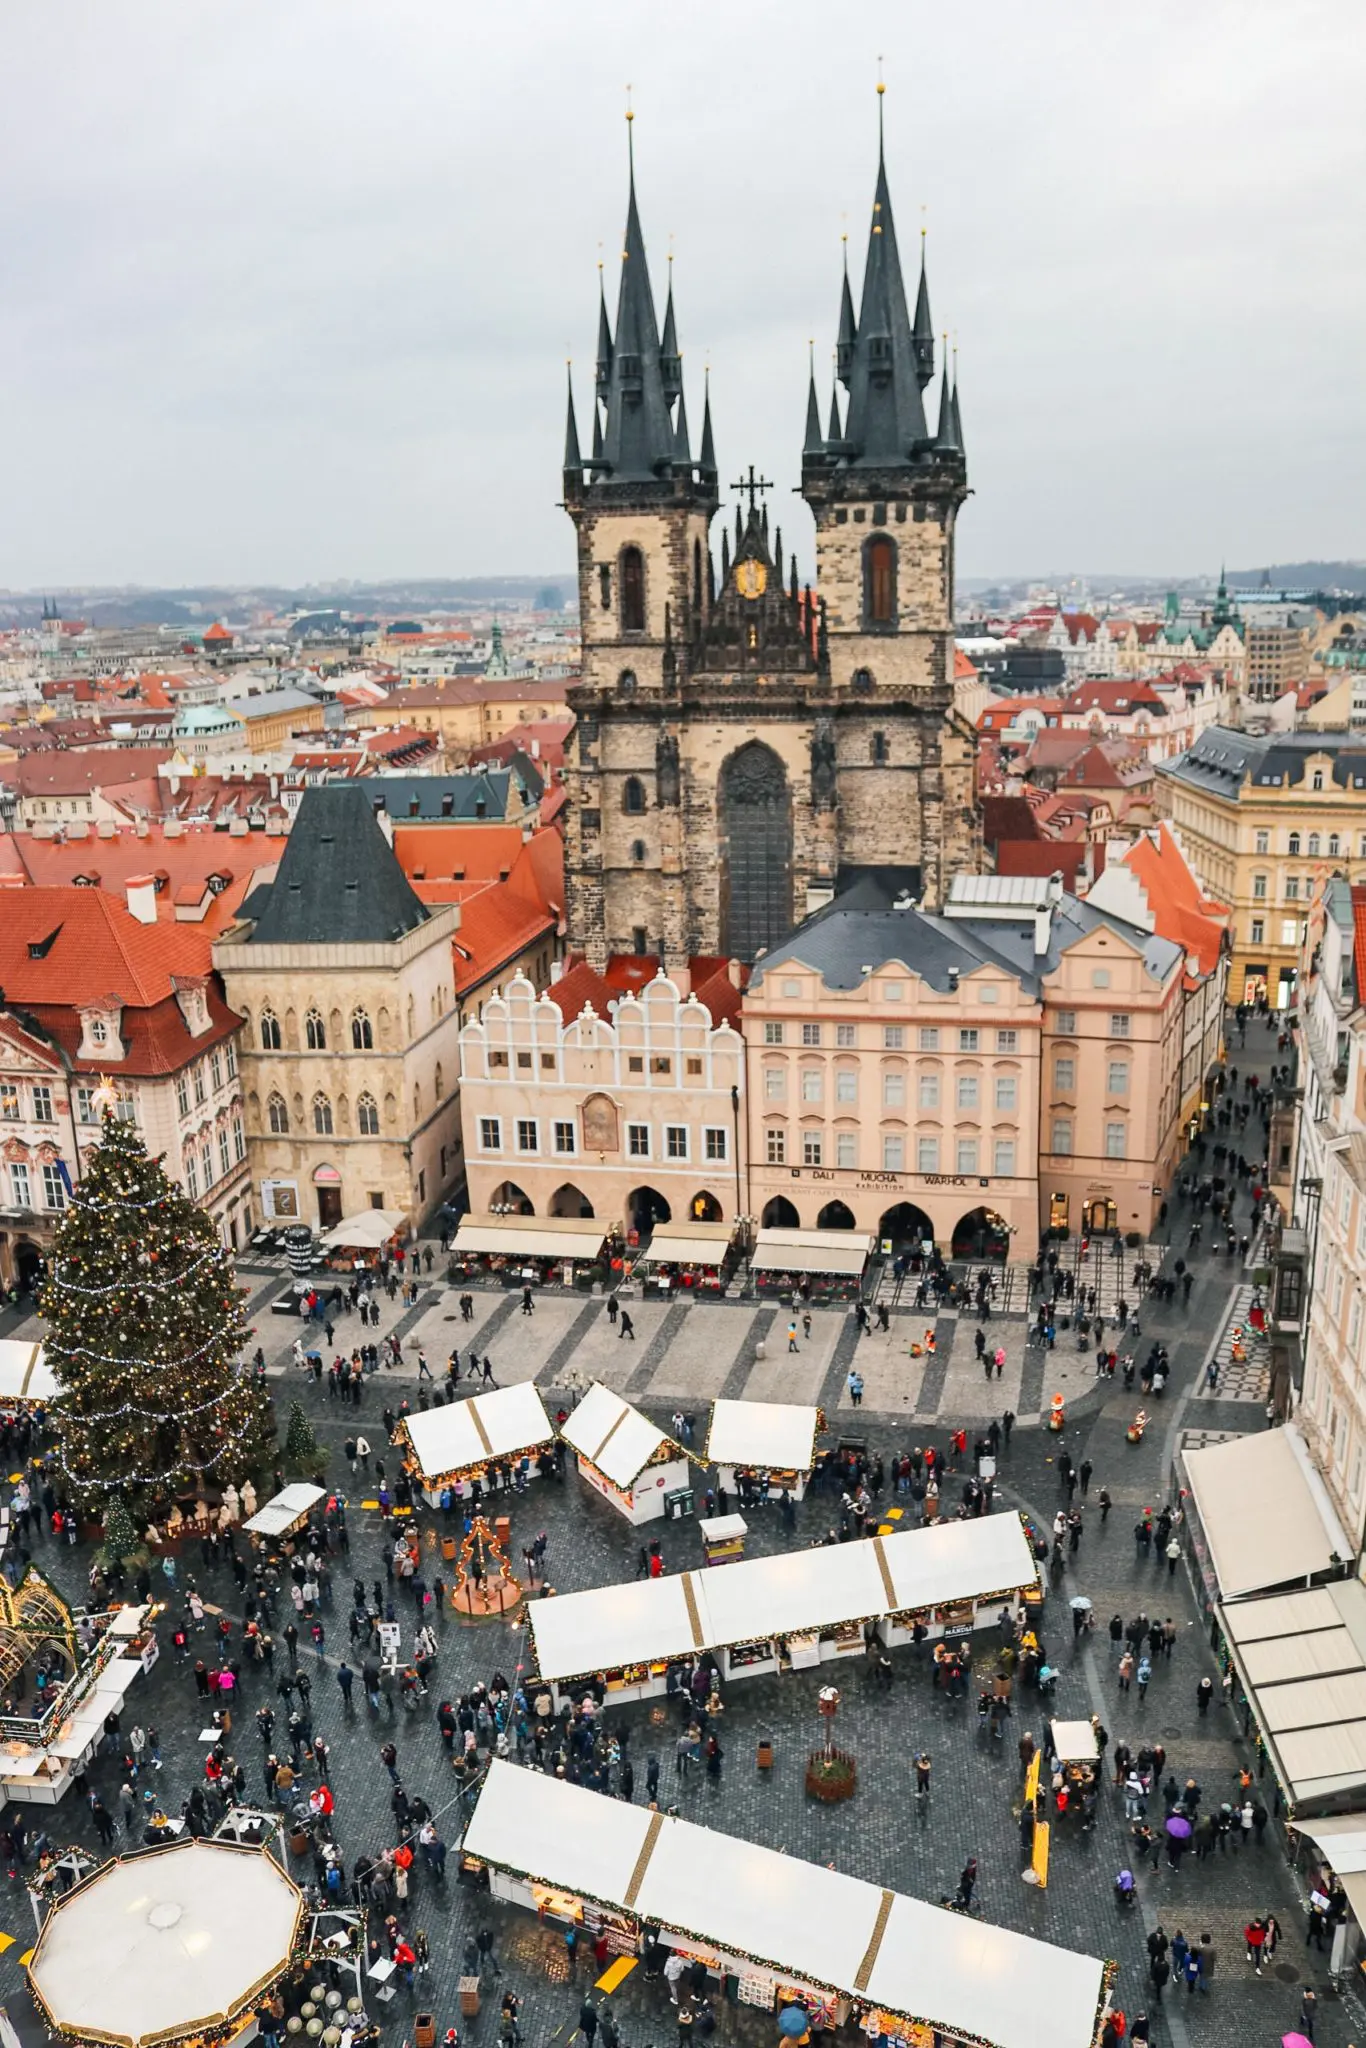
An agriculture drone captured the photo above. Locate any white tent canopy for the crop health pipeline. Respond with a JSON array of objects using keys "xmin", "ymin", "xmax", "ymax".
[
  {"xmin": 1220, "ymin": 1578, "xmax": 1366, "ymax": 1809},
  {"xmin": 705, "ymin": 1398, "xmax": 820, "ymax": 1474},
  {"xmin": 1184, "ymin": 1425, "xmax": 1352, "ymax": 1600},
  {"xmin": 464, "ymin": 1763, "xmax": 1104, "ymax": 2048},
  {"xmin": 0, "ymin": 1340, "xmax": 56, "ymax": 1406},
  {"xmin": 28, "ymin": 1839, "xmax": 302, "ymax": 2047},
  {"xmin": 636, "ymin": 1222, "xmax": 736, "ymax": 1266},
  {"xmin": 751, "ymin": 1228, "xmax": 873, "ymax": 1277},
  {"xmin": 316, "ymin": 1208, "xmax": 407, "ymax": 1249},
  {"xmin": 1051, "ymin": 1718, "xmax": 1099, "ymax": 1764},
  {"xmin": 559, "ymin": 1383, "xmax": 684, "ymax": 1491},
  {"xmin": 453, "ymin": 1214, "xmax": 608, "ymax": 1261},
  {"xmin": 243, "ymin": 1483, "xmax": 325, "ymax": 1537},
  {"xmin": 403, "ymin": 1381, "xmax": 554, "ymax": 1482},
  {"xmin": 527, "ymin": 1513, "xmax": 1038, "ymax": 1686}
]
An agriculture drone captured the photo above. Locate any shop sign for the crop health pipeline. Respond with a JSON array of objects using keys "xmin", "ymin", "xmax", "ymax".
[{"xmin": 261, "ymin": 1179, "xmax": 300, "ymax": 1219}]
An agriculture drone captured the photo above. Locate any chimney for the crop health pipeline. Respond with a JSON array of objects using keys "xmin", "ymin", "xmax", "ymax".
[
  {"xmin": 1046, "ymin": 870, "xmax": 1065, "ymax": 908},
  {"xmin": 125, "ymin": 874, "xmax": 158, "ymax": 924},
  {"xmin": 1034, "ymin": 906, "xmax": 1052, "ymax": 956},
  {"xmin": 549, "ymin": 959, "xmax": 565, "ymax": 984}
]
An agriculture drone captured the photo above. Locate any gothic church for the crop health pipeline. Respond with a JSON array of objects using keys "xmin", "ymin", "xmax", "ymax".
[{"xmin": 562, "ymin": 102, "xmax": 980, "ymax": 970}]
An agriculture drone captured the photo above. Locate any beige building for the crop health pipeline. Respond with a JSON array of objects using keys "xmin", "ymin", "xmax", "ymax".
[
  {"xmin": 1155, "ymin": 727, "xmax": 1366, "ymax": 1008},
  {"xmin": 354, "ymin": 680, "xmax": 572, "ymax": 761},
  {"xmin": 741, "ymin": 875, "xmax": 1187, "ymax": 1251},
  {"xmin": 1245, "ymin": 618, "xmax": 1313, "ymax": 703},
  {"xmin": 458, "ymin": 962, "xmax": 745, "ymax": 1236},
  {"xmin": 213, "ymin": 785, "xmax": 462, "ymax": 1231},
  {"xmin": 228, "ymin": 689, "xmax": 326, "ymax": 752}
]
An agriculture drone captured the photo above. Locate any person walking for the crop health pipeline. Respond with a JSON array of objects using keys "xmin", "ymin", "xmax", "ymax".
[
  {"xmin": 1196, "ymin": 1676, "xmax": 1213, "ymax": 1717},
  {"xmin": 787, "ymin": 1321, "xmax": 799, "ymax": 1354},
  {"xmin": 1118, "ymin": 1651, "xmax": 1135, "ymax": 1693},
  {"xmin": 1243, "ymin": 1917, "xmax": 1267, "ymax": 1976},
  {"xmin": 618, "ymin": 1311, "xmax": 635, "ymax": 1341}
]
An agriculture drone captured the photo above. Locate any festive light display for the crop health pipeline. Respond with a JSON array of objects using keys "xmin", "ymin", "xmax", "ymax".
[{"xmin": 40, "ymin": 1109, "xmax": 274, "ymax": 1520}]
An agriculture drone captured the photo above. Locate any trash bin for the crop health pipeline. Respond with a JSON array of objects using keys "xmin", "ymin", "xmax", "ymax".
[
  {"xmin": 416, "ymin": 2017, "xmax": 436, "ymax": 2048},
  {"xmin": 459, "ymin": 1979, "xmax": 481, "ymax": 2018},
  {"xmin": 441, "ymin": 1535, "xmax": 457, "ymax": 1562},
  {"xmin": 756, "ymin": 1738, "xmax": 774, "ymax": 1770}
]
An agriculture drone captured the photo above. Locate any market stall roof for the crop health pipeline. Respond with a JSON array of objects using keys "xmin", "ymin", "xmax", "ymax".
[
  {"xmin": 558, "ymin": 1383, "xmax": 687, "ymax": 1491},
  {"xmin": 27, "ymin": 1838, "xmax": 303, "ymax": 2048},
  {"xmin": 1219, "ymin": 1578, "xmax": 1366, "ymax": 1809},
  {"xmin": 1289, "ymin": 1814, "xmax": 1366, "ymax": 1928},
  {"xmin": 704, "ymin": 1398, "xmax": 820, "ymax": 1474},
  {"xmin": 453, "ymin": 1213, "xmax": 608, "ymax": 1261},
  {"xmin": 316, "ymin": 1207, "xmax": 406, "ymax": 1249},
  {"xmin": 1184, "ymin": 1425, "xmax": 1352, "ymax": 1600},
  {"xmin": 527, "ymin": 1514, "xmax": 1039, "ymax": 1687},
  {"xmin": 1050, "ymin": 1718, "xmax": 1100, "ymax": 1763},
  {"xmin": 243, "ymin": 1482, "xmax": 326, "ymax": 1537},
  {"xmin": 636, "ymin": 1222, "xmax": 736, "ymax": 1266},
  {"xmin": 751, "ymin": 1227, "xmax": 874, "ymax": 1277},
  {"xmin": 464, "ymin": 1763, "xmax": 1105, "ymax": 2048},
  {"xmin": 402, "ymin": 1380, "xmax": 555, "ymax": 1481},
  {"xmin": 0, "ymin": 1340, "xmax": 56, "ymax": 1406}
]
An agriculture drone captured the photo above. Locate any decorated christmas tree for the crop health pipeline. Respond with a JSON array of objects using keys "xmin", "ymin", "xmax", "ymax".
[
  {"xmin": 283, "ymin": 1400, "xmax": 320, "ymax": 1472},
  {"xmin": 40, "ymin": 1103, "xmax": 275, "ymax": 1521}
]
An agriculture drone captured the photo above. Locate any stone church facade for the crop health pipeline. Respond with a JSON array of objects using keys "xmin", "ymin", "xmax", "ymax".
[{"xmin": 562, "ymin": 108, "xmax": 980, "ymax": 971}]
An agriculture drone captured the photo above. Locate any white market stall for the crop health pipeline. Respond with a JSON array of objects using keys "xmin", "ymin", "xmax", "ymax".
[
  {"xmin": 632, "ymin": 1221, "xmax": 738, "ymax": 1297},
  {"xmin": 705, "ymin": 1398, "xmax": 821, "ymax": 1502},
  {"xmin": 463, "ymin": 1763, "xmax": 1108, "ymax": 2048},
  {"xmin": 0, "ymin": 1340, "xmax": 57, "ymax": 1410},
  {"xmin": 558, "ymin": 1383, "xmax": 695, "ymax": 1526},
  {"xmin": 243, "ymin": 1482, "xmax": 326, "ymax": 1540},
  {"xmin": 398, "ymin": 1381, "xmax": 556, "ymax": 1504},
  {"xmin": 316, "ymin": 1207, "xmax": 407, "ymax": 1252},
  {"xmin": 751, "ymin": 1228, "xmax": 874, "ymax": 1304},
  {"xmin": 450, "ymin": 1213, "xmax": 609, "ymax": 1290},
  {"xmin": 27, "ymin": 1838, "xmax": 304, "ymax": 2048},
  {"xmin": 526, "ymin": 1512, "xmax": 1039, "ymax": 1701}
]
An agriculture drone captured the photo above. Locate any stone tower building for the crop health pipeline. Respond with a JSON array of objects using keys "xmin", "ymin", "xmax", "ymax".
[{"xmin": 562, "ymin": 106, "xmax": 980, "ymax": 971}]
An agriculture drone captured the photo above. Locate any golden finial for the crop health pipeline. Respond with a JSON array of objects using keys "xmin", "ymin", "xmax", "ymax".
[{"xmin": 625, "ymin": 81, "xmax": 633, "ymax": 122}]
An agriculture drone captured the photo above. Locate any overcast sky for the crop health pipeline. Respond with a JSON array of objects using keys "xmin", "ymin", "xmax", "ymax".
[{"xmin": 2, "ymin": 0, "xmax": 1362, "ymax": 591}]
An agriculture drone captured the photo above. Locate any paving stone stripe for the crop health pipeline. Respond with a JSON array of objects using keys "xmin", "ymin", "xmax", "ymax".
[
  {"xmin": 622, "ymin": 1300, "xmax": 690, "ymax": 1396},
  {"xmin": 716, "ymin": 1307, "xmax": 777, "ymax": 1399}
]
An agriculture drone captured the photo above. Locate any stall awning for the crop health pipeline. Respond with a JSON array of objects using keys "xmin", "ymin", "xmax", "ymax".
[
  {"xmin": 1050, "ymin": 1718, "xmax": 1099, "ymax": 1764},
  {"xmin": 527, "ymin": 1511, "xmax": 1039, "ymax": 1687},
  {"xmin": 316, "ymin": 1208, "xmax": 407, "ymax": 1250},
  {"xmin": 244, "ymin": 1483, "xmax": 326, "ymax": 1536},
  {"xmin": 0, "ymin": 1340, "xmax": 56, "ymax": 1406},
  {"xmin": 402, "ymin": 1381, "xmax": 555, "ymax": 1481},
  {"xmin": 1289, "ymin": 1814, "xmax": 1366, "ymax": 1926},
  {"xmin": 705, "ymin": 1397, "xmax": 820, "ymax": 1474},
  {"xmin": 1221, "ymin": 1577, "xmax": 1366, "ymax": 1809},
  {"xmin": 751, "ymin": 1228, "xmax": 873, "ymax": 1277},
  {"xmin": 558, "ymin": 1383, "xmax": 687, "ymax": 1491},
  {"xmin": 453, "ymin": 1214, "xmax": 608, "ymax": 1261},
  {"xmin": 1184, "ymin": 1424, "xmax": 1352, "ymax": 1600},
  {"xmin": 636, "ymin": 1223, "xmax": 736, "ymax": 1267},
  {"xmin": 464, "ymin": 1763, "xmax": 1105, "ymax": 2048}
]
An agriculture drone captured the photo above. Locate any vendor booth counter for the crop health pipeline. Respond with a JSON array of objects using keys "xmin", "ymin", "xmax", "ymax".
[
  {"xmin": 449, "ymin": 1213, "xmax": 609, "ymax": 1290},
  {"xmin": 526, "ymin": 1512, "xmax": 1040, "ymax": 1704},
  {"xmin": 398, "ymin": 1381, "xmax": 556, "ymax": 1506},
  {"xmin": 751, "ymin": 1229, "xmax": 874, "ymax": 1305},
  {"xmin": 558, "ymin": 1383, "xmax": 695, "ymax": 1527},
  {"xmin": 705, "ymin": 1398, "xmax": 820, "ymax": 1503},
  {"xmin": 632, "ymin": 1221, "xmax": 739, "ymax": 1298},
  {"xmin": 463, "ymin": 1763, "xmax": 1108, "ymax": 2048}
]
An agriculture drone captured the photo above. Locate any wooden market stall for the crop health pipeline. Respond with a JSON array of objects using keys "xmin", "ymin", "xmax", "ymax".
[
  {"xmin": 750, "ymin": 1228, "xmax": 874, "ymax": 1304},
  {"xmin": 397, "ymin": 1381, "xmax": 556, "ymax": 1505},
  {"xmin": 243, "ymin": 1482, "xmax": 326, "ymax": 1541},
  {"xmin": 698, "ymin": 1513, "xmax": 748, "ymax": 1566},
  {"xmin": 1050, "ymin": 1718, "xmax": 1100, "ymax": 1802},
  {"xmin": 705, "ymin": 1398, "xmax": 821, "ymax": 1502},
  {"xmin": 558, "ymin": 1383, "xmax": 696, "ymax": 1526},
  {"xmin": 525, "ymin": 1512, "xmax": 1040, "ymax": 1703},
  {"xmin": 462, "ymin": 1763, "xmax": 1109, "ymax": 2048},
  {"xmin": 632, "ymin": 1221, "xmax": 739, "ymax": 1298},
  {"xmin": 448, "ymin": 1213, "xmax": 609, "ymax": 1290}
]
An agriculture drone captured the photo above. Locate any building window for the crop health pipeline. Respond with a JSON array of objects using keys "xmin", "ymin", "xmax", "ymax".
[
  {"xmin": 185, "ymin": 1155, "xmax": 198, "ymax": 1200},
  {"xmin": 1091, "ymin": 968, "xmax": 1111, "ymax": 988},
  {"xmin": 479, "ymin": 1116, "xmax": 501, "ymax": 1150},
  {"xmin": 9, "ymin": 1162, "xmax": 30, "ymax": 1208},
  {"xmin": 1104, "ymin": 1121, "xmax": 1127, "ymax": 1159},
  {"xmin": 918, "ymin": 1027, "xmax": 940, "ymax": 1051},
  {"xmin": 1308, "ymin": 833, "xmax": 1321, "ymax": 856},
  {"xmin": 864, "ymin": 535, "xmax": 896, "ymax": 625},
  {"xmin": 1288, "ymin": 833, "xmax": 1301, "ymax": 855},
  {"xmin": 41, "ymin": 1163, "xmax": 67, "ymax": 1211},
  {"xmin": 194, "ymin": 1064, "xmax": 206, "ymax": 1105},
  {"xmin": 1254, "ymin": 829, "xmax": 1269, "ymax": 854},
  {"xmin": 1251, "ymin": 918, "xmax": 1265, "ymax": 944},
  {"xmin": 313, "ymin": 1094, "xmax": 333, "ymax": 1135},
  {"xmin": 1330, "ymin": 833, "xmax": 1342, "ymax": 857},
  {"xmin": 259, "ymin": 1009, "xmax": 281, "ymax": 1049},
  {"xmin": 870, "ymin": 731, "xmax": 888, "ymax": 764},
  {"xmin": 801, "ymin": 1023, "xmax": 822, "ymax": 1047},
  {"xmin": 917, "ymin": 1137, "xmax": 940, "ymax": 1173},
  {"xmin": 666, "ymin": 1126, "xmax": 688, "ymax": 1160},
  {"xmin": 1055, "ymin": 1009, "xmax": 1076, "ymax": 1034},
  {"xmin": 993, "ymin": 1140, "xmax": 1016, "ymax": 1177},
  {"xmin": 883, "ymin": 1025, "xmax": 905, "ymax": 1050},
  {"xmin": 995, "ymin": 1030, "xmax": 1018, "ymax": 1052},
  {"xmin": 650, "ymin": 1056, "xmax": 671, "ymax": 1076},
  {"xmin": 958, "ymin": 1029, "xmax": 979, "ymax": 1052},
  {"xmin": 623, "ymin": 776, "xmax": 647, "ymax": 815},
  {"xmin": 358, "ymin": 1093, "xmax": 380, "ymax": 1136},
  {"xmin": 1054, "ymin": 1057, "xmax": 1075, "ymax": 1091},
  {"xmin": 268, "ymin": 1092, "xmax": 289, "ymax": 1134},
  {"xmin": 801, "ymin": 1069, "xmax": 823, "ymax": 1104},
  {"xmin": 234, "ymin": 1117, "xmax": 246, "ymax": 1161},
  {"xmin": 1285, "ymin": 876, "xmax": 1299, "ymax": 900},
  {"xmin": 351, "ymin": 1009, "xmax": 373, "ymax": 1050},
  {"xmin": 0, "ymin": 1083, "xmax": 17, "ymax": 1120},
  {"xmin": 956, "ymin": 1074, "xmax": 979, "ymax": 1110},
  {"xmin": 554, "ymin": 1121, "xmax": 576, "ymax": 1154},
  {"xmin": 995, "ymin": 1075, "xmax": 1017, "ymax": 1111},
  {"xmin": 1051, "ymin": 1118, "xmax": 1073, "ymax": 1155},
  {"xmin": 32, "ymin": 1086, "xmax": 54, "ymax": 1124},
  {"xmin": 705, "ymin": 1127, "xmax": 727, "ymax": 1162},
  {"xmin": 226, "ymin": 1042, "xmax": 237, "ymax": 1078},
  {"xmin": 620, "ymin": 546, "xmax": 646, "ymax": 633},
  {"xmin": 210, "ymin": 1050, "xmax": 223, "ymax": 1091},
  {"xmin": 836, "ymin": 1068, "xmax": 858, "ymax": 1104},
  {"xmin": 764, "ymin": 1068, "xmax": 786, "ymax": 1101},
  {"xmin": 1109, "ymin": 1013, "xmax": 1131, "ymax": 1038},
  {"xmin": 76, "ymin": 1086, "xmax": 96, "ymax": 1123},
  {"xmin": 630, "ymin": 839, "xmax": 646, "ymax": 864},
  {"xmin": 89, "ymin": 1016, "xmax": 107, "ymax": 1045},
  {"xmin": 627, "ymin": 1123, "xmax": 650, "ymax": 1158},
  {"xmin": 878, "ymin": 1132, "xmax": 903, "ymax": 1172},
  {"xmin": 218, "ymin": 1128, "xmax": 231, "ymax": 1179},
  {"xmin": 836, "ymin": 1024, "xmax": 857, "ymax": 1048},
  {"xmin": 489, "ymin": 1050, "xmax": 509, "ymax": 1070},
  {"xmin": 766, "ymin": 1128, "xmax": 786, "ymax": 1165},
  {"xmin": 305, "ymin": 1008, "xmax": 326, "ymax": 1050},
  {"xmin": 1107, "ymin": 1060, "xmax": 1130, "ymax": 1095},
  {"xmin": 802, "ymin": 1132, "xmax": 823, "ymax": 1167},
  {"xmin": 956, "ymin": 1138, "xmax": 980, "ymax": 1175},
  {"xmin": 686, "ymin": 1057, "xmax": 703, "ymax": 1078},
  {"xmin": 836, "ymin": 1131, "xmax": 857, "ymax": 1168},
  {"xmin": 851, "ymin": 667, "xmax": 874, "ymax": 694},
  {"xmin": 1253, "ymin": 873, "xmax": 1267, "ymax": 900},
  {"xmin": 628, "ymin": 1055, "xmax": 644, "ymax": 1074},
  {"xmin": 515, "ymin": 1120, "xmax": 539, "ymax": 1153},
  {"xmin": 763, "ymin": 1022, "xmax": 785, "ymax": 1045},
  {"xmin": 1313, "ymin": 771, "xmax": 1324, "ymax": 792},
  {"xmin": 177, "ymin": 1073, "xmax": 190, "ymax": 1117},
  {"xmin": 919, "ymin": 1072, "xmax": 940, "ymax": 1110},
  {"xmin": 883, "ymin": 1070, "xmax": 906, "ymax": 1108}
]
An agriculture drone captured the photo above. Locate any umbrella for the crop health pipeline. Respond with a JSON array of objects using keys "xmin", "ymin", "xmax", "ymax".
[
  {"xmin": 1282, "ymin": 2036, "xmax": 1314, "ymax": 2048},
  {"xmin": 1069, "ymin": 1595, "xmax": 1093, "ymax": 1613},
  {"xmin": 1165, "ymin": 1814, "xmax": 1192, "ymax": 1839},
  {"xmin": 778, "ymin": 2009, "xmax": 811, "ymax": 2040}
]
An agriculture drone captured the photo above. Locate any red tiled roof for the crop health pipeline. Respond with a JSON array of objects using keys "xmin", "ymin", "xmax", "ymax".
[
  {"xmin": 202, "ymin": 622, "xmax": 232, "ymax": 642},
  {"xmin": 995, "ymin": 839, "xmax": 1090, "ymax": 883},
  {"xmin": 0, "ymin": 886, "xmax": 215, "ymax": 1005},
  {"xmin": 22, "ymin": 984, "xmax": 241, "ymax": 1078},
  {"xmin": 1122, "ymin": 824, "xmax": 1229, "ymax": 977},
  {"xmin": 3, "ymin": 747, "xmax": 173, "ymax": 797},
  {"xmin": 546, "ymin": 961, "xmax": 616, "ymax": 1021}
]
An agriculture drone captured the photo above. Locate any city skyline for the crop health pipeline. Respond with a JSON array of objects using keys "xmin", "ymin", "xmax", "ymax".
[{"xmin": 2, "ymin": 0, "xmax": 1362, "ymax": 588}]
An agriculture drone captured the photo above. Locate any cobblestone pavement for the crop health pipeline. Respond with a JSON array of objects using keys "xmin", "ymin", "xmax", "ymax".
[{"xmin": 2, "ymin": 1015, "xmax": 1345, "ymax": 2048}]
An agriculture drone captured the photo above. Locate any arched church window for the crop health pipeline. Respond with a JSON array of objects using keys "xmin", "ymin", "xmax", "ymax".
[
  {"xmin": 312, "ymin": 1093, "xmax": 333, "ymax": 1136},
  {"xmin": 630, "ymin": 840, "xmax": 646, "ymax": 864},
  {"xmin": 864, "ymin": 536, "xmax": 897, "ymax": 627},
  {"xmin": 620, "ymin": 547, "xmax": 646, "ymax": 633},
  {"xmin": 305, "ymin": 1007, "xmax": 326, "ymax": 1050},
  {"xmin": 259, "ymin": 1009, "xmax": 282, "ymax": 1050},
  {"xmin": 851, "ymin": 668, "xmax": 875, "ymax": 695},
  {"xmin": 351, "ymin": 1007, "xmax": 373, "ymax": 1050},
  {"xmin": 267, "ymin": 1092, "xmax": 288, "ymax": 1134},
  {"xmin": 870, "ymin": 731, "xmax": 888, "ymax": 764},
  {"xmin": 618, "ymin": 669, "xmax": 638, "ymax": 697},
  {"xmin": 623, "ymin": 777, "xmax": 647, "ymax": 815}
]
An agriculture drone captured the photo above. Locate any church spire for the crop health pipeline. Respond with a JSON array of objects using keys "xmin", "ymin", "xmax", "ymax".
[
  {"xmin": 595, "ymin": 265, "xmax": 613, "ymax": 402},
  {"xmin": 839, "ymin": 81, "xmax": 930, "ymax": 466},
  {"xmin": 803, "ymin": 344, "xmax": 824, "ymax": 458},
  {"xmin": 836, "ymin": 238, "xmax": 856, "ymax": 384},
  {"xmin": 672, "ymin": 381, "xmax": 692, "ymax": 466},
  {"xmin": 950, "ymin": 349, "xmax": 964, "ymax": 459},
  {"xmin": 935, "ymin": 340, "xmax": 958, "ymax": 454},
  {"xmin": 827, "ymin": 382, "xmax": 843, "ymax": 444},
  {"xmin": 595, "ymin": 109, "xmax": 677, "ymax": 483},
  {"xmin": 699, "ymin": 368, "xmax": 717, "ymax": 479},
  {"xmin": 912, "ymin": 227, "xmax": 934, "ymax": 390},
  {"xmin": 660, "ymin": 257, "xmax": 682, "ymax": 402},
  {"xmin": 563, "ymin": 363, "xmax": 582, "ymax": 472}
]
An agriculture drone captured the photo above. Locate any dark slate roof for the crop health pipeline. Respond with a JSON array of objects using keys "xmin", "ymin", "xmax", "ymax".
[
  {"xmin": 840, "ymin": 144, "xmax": 929, "ymax": 466},
  {"xmin": 246, "ymin": 785, "xmax": 429, "ymax": 945},
  {"xmin": 1158, "ymin": 725, "xmax": 1366, "ymax": 798},
  {"xmin": 367, "ymin": 772, "xmax": 517, "ymax": 820}
]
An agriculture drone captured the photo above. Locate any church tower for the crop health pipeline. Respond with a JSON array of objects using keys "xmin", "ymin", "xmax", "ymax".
[
  {"xmin": 799, "ymin": 85, "xmax": 980, "ymax": 903},
  {"xmin": 562, "ymin": 115, "xmax": 719, "ymax": 969}
]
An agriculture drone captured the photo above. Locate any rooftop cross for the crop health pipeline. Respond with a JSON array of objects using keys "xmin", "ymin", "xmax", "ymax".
[{"xmin": 729, "ymin": 465, "xmax": 773, "ymax": 514}]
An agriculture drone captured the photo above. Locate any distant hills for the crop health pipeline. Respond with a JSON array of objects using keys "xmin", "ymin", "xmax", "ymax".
[
  {"xmin": 0, "ymin": 575, "xmax": 575, "ymax": 629},
  {"xmin": 1226, "ymin": 562, "xmax": 1366, "ymax": 594}
]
